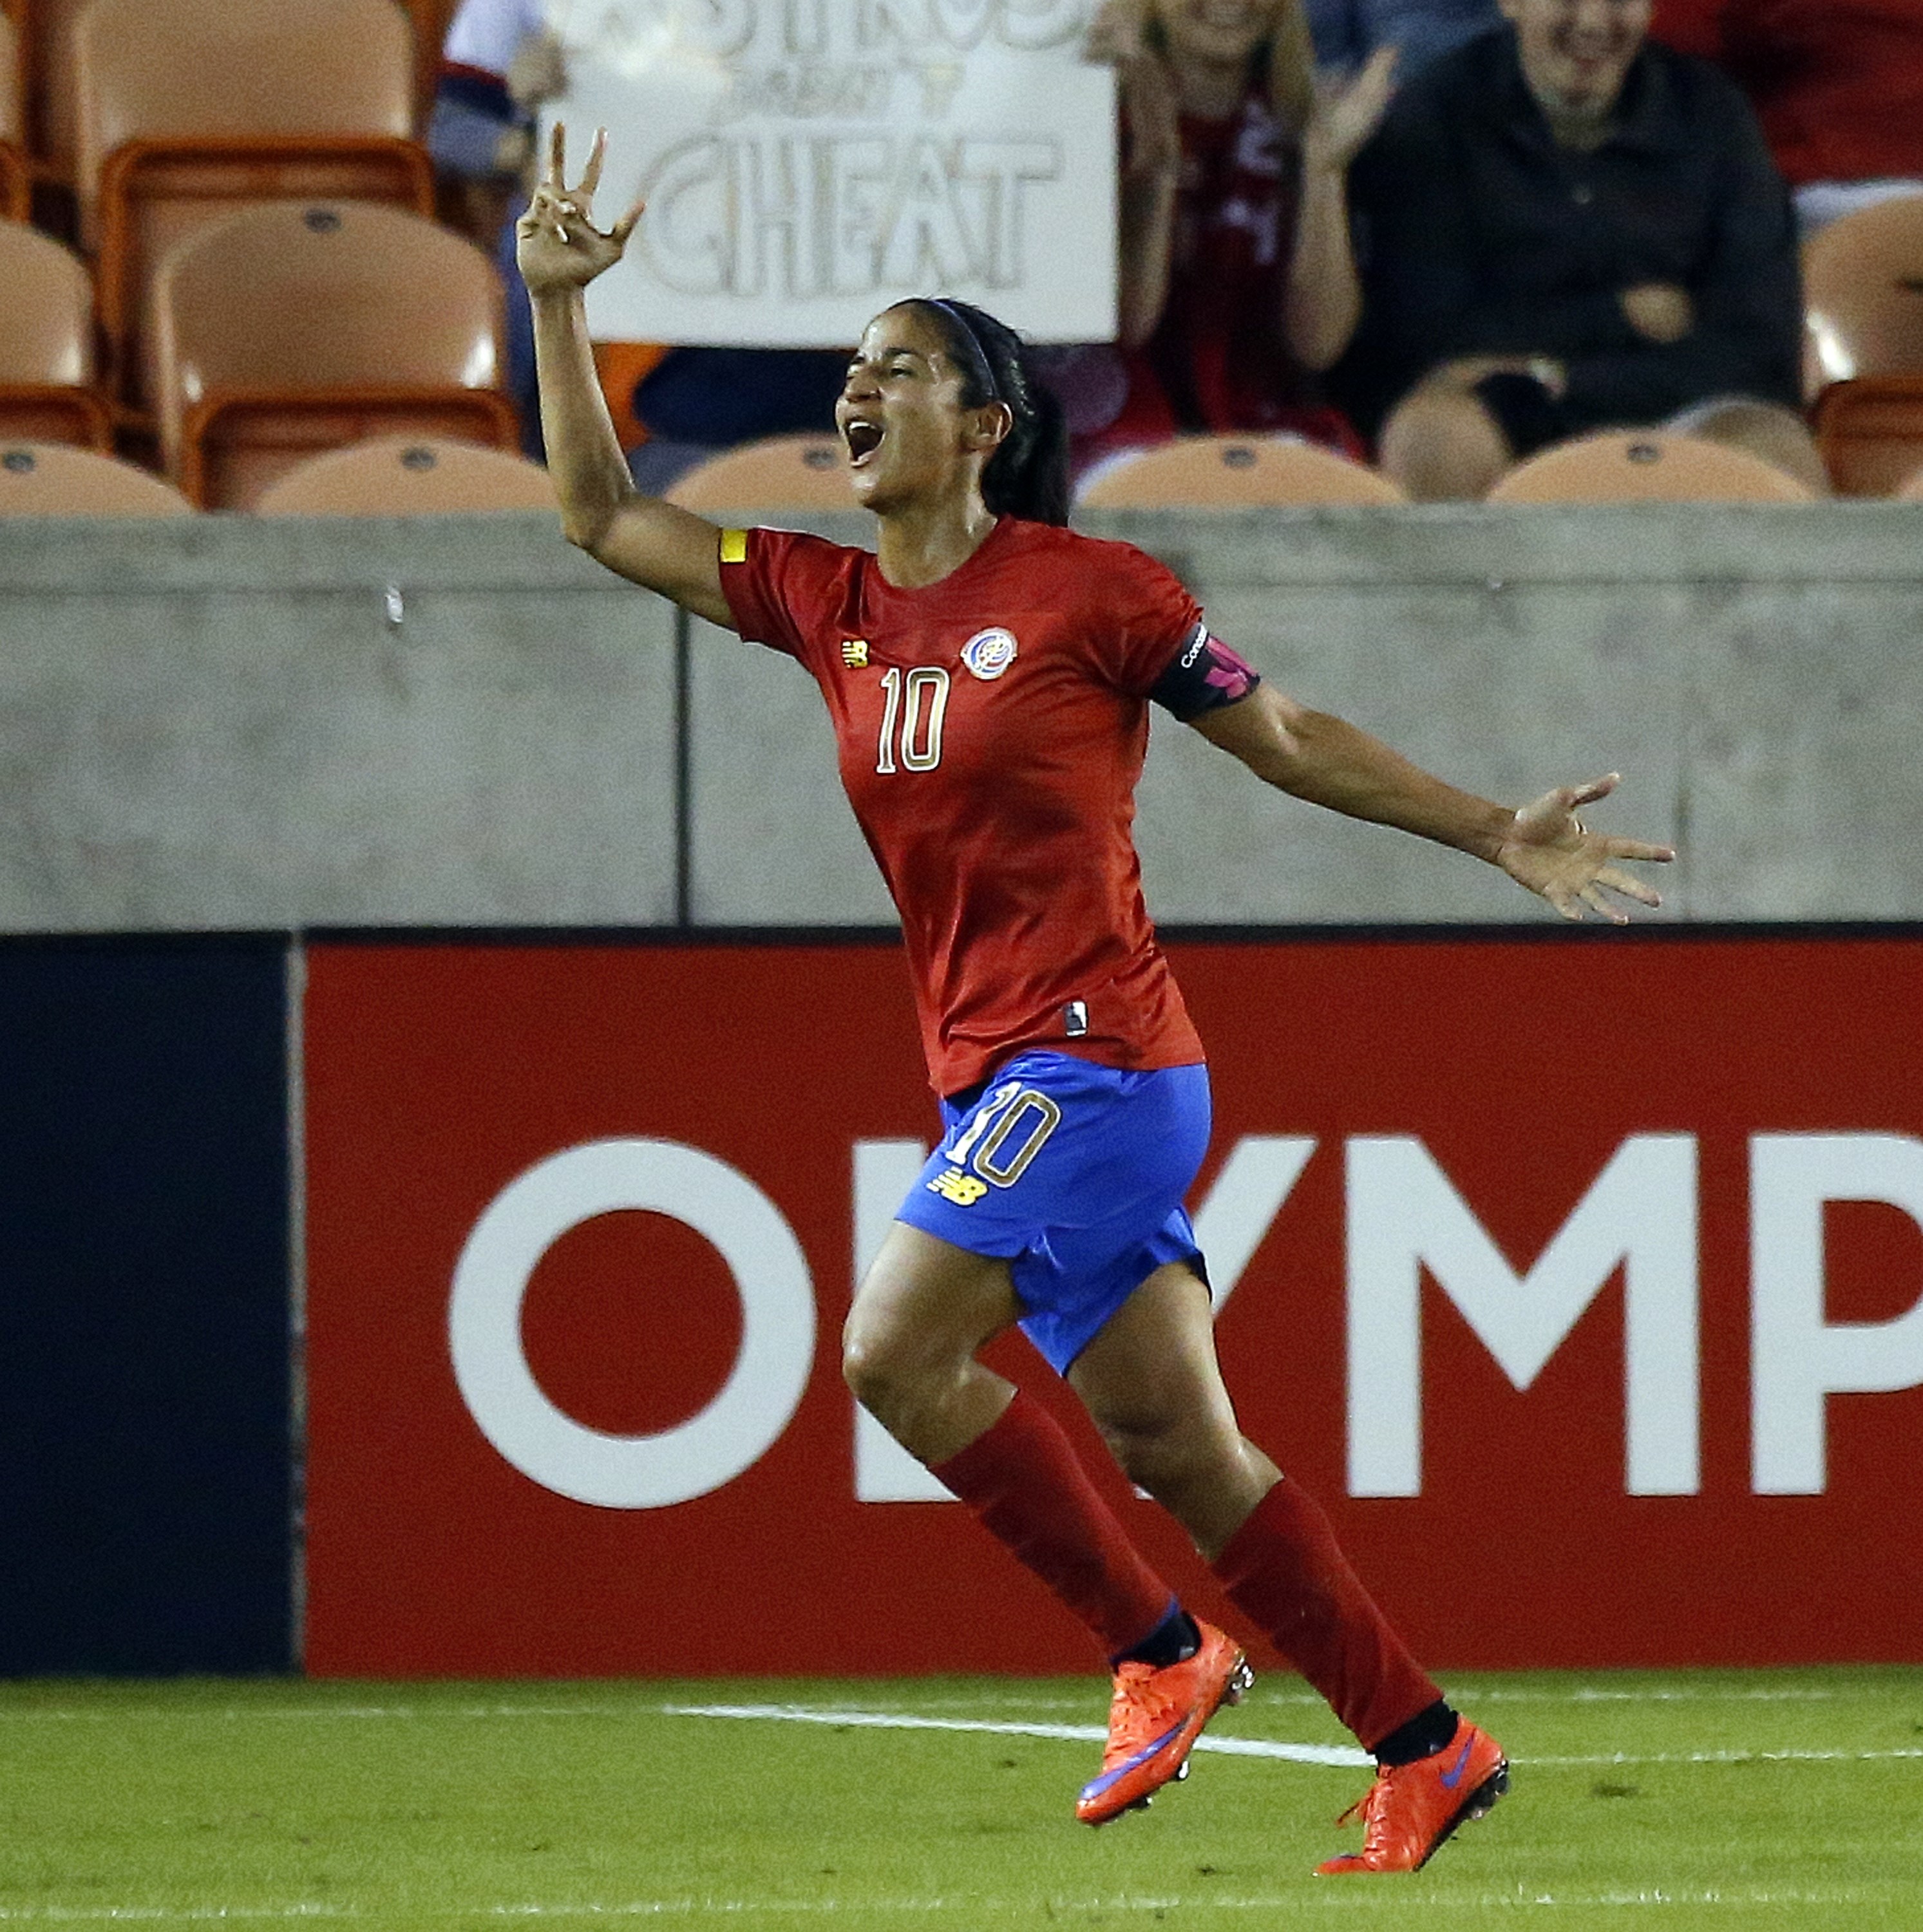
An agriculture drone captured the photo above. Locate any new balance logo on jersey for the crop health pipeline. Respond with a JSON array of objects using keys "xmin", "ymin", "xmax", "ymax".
[
  {"xmin": 842, "ymin": 638, "xmax": 870, "ymax": 668},
  {"xmin": 927, "ymin": 1167, "xmax": 989, "ymax": 1206}
]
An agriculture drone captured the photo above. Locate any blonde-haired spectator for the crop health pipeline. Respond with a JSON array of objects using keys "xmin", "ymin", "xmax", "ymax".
[{"xmin": 1077, "ymin": 0, "xmax": 1396, "ymax": 470}]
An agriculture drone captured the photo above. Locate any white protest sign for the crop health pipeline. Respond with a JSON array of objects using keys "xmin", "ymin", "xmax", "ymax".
[{"xmin": 540, "ymin": 0, "xmax": 1117, "ymax": 346}]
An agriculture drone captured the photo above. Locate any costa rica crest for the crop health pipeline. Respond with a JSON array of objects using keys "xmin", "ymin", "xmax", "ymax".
[{"xmin": 960, "ymin": 627, "xmax": 1018, "ymax": 681}]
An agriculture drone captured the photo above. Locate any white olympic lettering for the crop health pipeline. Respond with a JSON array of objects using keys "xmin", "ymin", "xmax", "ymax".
[
  {"xmin": 444, "ymin": 1131, "xmax": 1923, "ymax": 1508},
  {"xmin": 448, "ymin": 1138, "xmax": 815, "ymax": 1509}
]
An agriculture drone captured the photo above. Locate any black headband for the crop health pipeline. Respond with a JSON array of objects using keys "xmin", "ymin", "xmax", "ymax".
[{"xmin": 923, "ymin": 299, "xmax": 1003, "ymax": 405}]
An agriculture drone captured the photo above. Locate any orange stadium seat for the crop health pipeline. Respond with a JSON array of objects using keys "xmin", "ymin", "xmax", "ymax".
[
  {"xmin": 1075, "ymin": 435, "xmax": 1407, "ymax": 506},
  {"xmin": 254, "ymin": 435, "xmax": 553, "ymax": 515},
  {"xmin": 1803, "ymin": 193, "xmax": 1923, "ymax": 496},
  {"xmin": 0, "ymin": 218, "xmax": 111, "ymax": 447},
  {"xmin": 75, "ymin": 0, "xmax": 430, "ymax": 404},
  {"xmin": 146, "ymin": 199, "xmax": 515, "ymax": 509},
  {"xmin": 665, "ymin": 434, "xmax": 856, "ymax": 512},
  {"xmin": 0, "ymin": 439, "xmax": 194, "ymax": 513},
  {"xmin": 1485, "ymin": 430, "xmax": 1817, "ymax": 503},
  {"xmin": 0, "ymin": 4, "xmax": 29, "ymax": 218}
]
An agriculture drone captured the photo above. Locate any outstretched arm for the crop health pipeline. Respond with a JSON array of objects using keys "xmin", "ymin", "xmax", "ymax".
[
  {"xmin": 520, "ymin": 126, "xmax": 734, "ymax": 627},
  {"xmin": 1192, "ymin": 683, "xmax": 1673, "ymax": 922}
]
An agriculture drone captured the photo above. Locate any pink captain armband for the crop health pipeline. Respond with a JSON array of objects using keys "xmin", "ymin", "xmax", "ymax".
[{"xmin": 1148, "ymin": 623, "xmax": 1261, "ymax": 721}]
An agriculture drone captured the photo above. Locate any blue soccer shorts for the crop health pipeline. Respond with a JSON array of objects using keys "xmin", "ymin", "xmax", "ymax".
[{"xmin": 893, "ymin": 1050, "xmax": 1213, "ymax": 1375}]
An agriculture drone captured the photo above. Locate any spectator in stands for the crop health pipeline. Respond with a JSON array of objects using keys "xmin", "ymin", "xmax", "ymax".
[
  {"xmin": 1337, "ymin": 0, "xmax": 1826, "ymax": 498},
  {"xmin": 1305, "ymin": 0, "xmax": 1503, "ymax": 79},
  {"xmin": 1080, "ymin": 0, "xmax": 1398, "ymax": 471},
  {"xmin": 426, "ymin": 0, "xmax": 563, "ymax": 452},
  {"xmin": 1649, "ymin": 0, "xmax": 1923, "ymax": 237}
]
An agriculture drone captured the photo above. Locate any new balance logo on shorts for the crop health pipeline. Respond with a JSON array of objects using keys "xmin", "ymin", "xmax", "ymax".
[{"xmin": 927, "ymin": 1168, "xmax": 989, "ymax": 1206}]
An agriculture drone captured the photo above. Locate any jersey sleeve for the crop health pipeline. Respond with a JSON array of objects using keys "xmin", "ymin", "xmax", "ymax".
[
  {"xmin": 1091, "ymin": 542, "xmax": 1208, "ymax": 696},
  {"xmin": 1090, "ymin": 540, "xmax": 1260, "ymax": 719},
  {"xmin": 715, "ymin": 526, "xmax": 841, "ymax": 668}
]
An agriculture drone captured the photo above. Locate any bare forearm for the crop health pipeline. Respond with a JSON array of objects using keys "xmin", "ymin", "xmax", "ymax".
[
  {"xmin": 1193, "ymin": 686, "xmax": 1671, "ymax": 920},
  {"xmin": 531, "ymin": 285, "xmax": 634, "ymax": 548},
  {"xmin": 1206, "ymin": 692, "xmax": 1511, "ymax": 860},
  {"xmin": 1270, "ymin": 708, "xmax": 1511, "ymax": 858},
  {"xmin": 1284, "ymin": 158, "xmax": 1360, "ymax": 371},
  {"xmin": 1117, "ymin": 164, "xmax": 1177, "ymax": 350}
]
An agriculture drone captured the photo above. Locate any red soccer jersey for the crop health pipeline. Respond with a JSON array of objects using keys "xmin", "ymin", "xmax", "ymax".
[{"xmin": 719, "ymin": 516, "xmax": 1209, "ymax": 1094}]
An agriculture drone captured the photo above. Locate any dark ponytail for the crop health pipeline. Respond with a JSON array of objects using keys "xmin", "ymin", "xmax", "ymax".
[{"xmin": 912, "ymin": 297, "xmax": 1072, "ymax": 527}]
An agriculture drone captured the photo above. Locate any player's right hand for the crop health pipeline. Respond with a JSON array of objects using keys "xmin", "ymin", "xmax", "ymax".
[{"xmin": 516, "ymin": 125, "xmax": 644, "ymax": 298}]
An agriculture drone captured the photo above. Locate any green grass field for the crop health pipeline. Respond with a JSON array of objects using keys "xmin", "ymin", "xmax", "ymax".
[{"xmin": 2, "ymin": 1668, "xmax": 1918, "ymax": 1929}]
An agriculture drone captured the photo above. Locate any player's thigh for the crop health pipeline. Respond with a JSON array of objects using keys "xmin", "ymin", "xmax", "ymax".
[
  {"xmin": 1066, "ymin": 1260, "xmax": 1242, "ymax": 1455},
  {"xmin": 843, "ymin": 1219, "xmax": 1023, "ymax": 1383}
]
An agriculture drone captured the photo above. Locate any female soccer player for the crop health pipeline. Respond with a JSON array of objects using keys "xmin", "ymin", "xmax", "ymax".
[{"xmin": 521, "ymin": 127, "xmax": 1672, "ymax": 1875}]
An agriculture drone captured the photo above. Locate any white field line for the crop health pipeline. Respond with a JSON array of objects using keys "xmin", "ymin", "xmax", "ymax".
[
  {"xmin": 663, "ymin": 1701, "xmax": 1923, "ymax": 1770},
  {"xmin": 662, "ymin": 1700, "xmax": 1370, "ymax": 1765}
]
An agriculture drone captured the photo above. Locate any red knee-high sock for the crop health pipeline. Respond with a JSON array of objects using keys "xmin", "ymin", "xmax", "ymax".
[
  {"xmin": 931, "ymin": 1389, "xmax": 1176, "ymax": 1659},
  {"xmin": 1211, "ymin": 1475, "xmax": 1440, "ymax": 1753}
]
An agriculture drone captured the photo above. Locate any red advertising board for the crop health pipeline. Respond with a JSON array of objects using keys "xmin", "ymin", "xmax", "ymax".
[{"xmin": 303, "ymin": 933, "xmax": 1923, "ymax": 1676}]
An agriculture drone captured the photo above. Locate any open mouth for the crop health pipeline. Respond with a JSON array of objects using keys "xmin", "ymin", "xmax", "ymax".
[{"xmin": 845, "ymin": 419, "xmax": 885, "ymax": 466}]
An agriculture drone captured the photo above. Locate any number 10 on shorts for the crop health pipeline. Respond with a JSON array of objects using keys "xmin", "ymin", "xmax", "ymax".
[{"xmin": 933, "ymin": 1083, "xmax": 1064, "ymax": 1200}]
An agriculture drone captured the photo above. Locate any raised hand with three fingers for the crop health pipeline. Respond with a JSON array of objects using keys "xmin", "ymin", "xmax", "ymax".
[
  {"xmin": 1494, "ymin": 773, "xmax": 1675, "ymax": 923},
  {"xmin": 515, "ymin": 124, "xmax": 645, "ymax": 298}
]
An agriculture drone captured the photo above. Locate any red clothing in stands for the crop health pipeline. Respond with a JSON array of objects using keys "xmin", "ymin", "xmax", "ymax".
[
  {"xmin": 718, "ymin": 518, "xmax": 1208, "ymax": 1094},
  {"xmin": 1649, "ymin": 0, "xmax": 1923, "ymax": 186},
  {"xmin": 1103, "ymin": 91, "xmax": 1361, "ymax": 459}
]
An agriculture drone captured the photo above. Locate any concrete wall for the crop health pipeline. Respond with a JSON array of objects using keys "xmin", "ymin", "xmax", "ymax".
[{"xmin": 1, "ymin": 502, "xmax": 1918, "ymax": 931}]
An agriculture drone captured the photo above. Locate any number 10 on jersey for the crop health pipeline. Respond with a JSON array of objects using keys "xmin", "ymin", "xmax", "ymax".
[{"xmin": 876, "ymin": 667, "xmax": 950, "ymax": 773}]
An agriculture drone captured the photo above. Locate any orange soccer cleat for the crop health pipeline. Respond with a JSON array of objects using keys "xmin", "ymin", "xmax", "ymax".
[
  {"xmin": 1075, "ymin": 1618, "xmax": 1253, "ymax": 1825},
  {"xmin": 1314, "ymin": 1719, "xmax": 1508, "ymax": 1874}
]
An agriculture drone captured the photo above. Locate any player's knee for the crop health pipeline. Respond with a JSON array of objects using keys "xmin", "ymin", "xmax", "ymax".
[
  {"xmin": 840, "ymin": 1315, "xmax": 929, "ymax": 1424},
  {"xmin": 1096, "ymin": 1409, "xmax": 1208, "ymax": 1493},
  {"xmin": 840, "ymin": 1321, "xmax": 894, "ymax": 1412}
]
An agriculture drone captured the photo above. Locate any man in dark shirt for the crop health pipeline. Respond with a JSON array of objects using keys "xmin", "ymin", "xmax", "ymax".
[{"xmin": 1341, "ymin": 0, "xmax": 1826, "ymax": 497}]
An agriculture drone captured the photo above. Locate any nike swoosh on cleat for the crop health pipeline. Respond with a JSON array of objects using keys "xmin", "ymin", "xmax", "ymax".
[
  {"xmin": 1078, "ymin": 1721, "xmax": 1187, "ymax": 1801},
  {"xmin": 1437, "ymin": 1736, "xmax": 1476, "ymax": 1790}
]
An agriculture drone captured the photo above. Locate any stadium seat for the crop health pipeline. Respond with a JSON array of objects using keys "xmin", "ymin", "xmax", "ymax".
[
  {"xmin": 0, "ymin": 5, "xmax": 28, "ymax": 218},
  {"xmin": 146, "ymin": 200, "xmax": 515, "ymax": 509},
  {"xmin": 0, "ymin": 439, "xmax": 194, "ymax": 513},
  {"xmin": 75, "ymin": 0, "xmax": 431, "ymax": 403},
  {"xmin": 665, "ymin": 434, "xmax": 855, "ymax": 511},
  {"xmin": 1486, "ymin": 430, "xmax": 1818, "ymax": 503},
  {"xmin": 1899, "ymin": 463, "xmax": 1923, "ymax": 502},
  {"xmin": 1075, "ymin": 435, "xmax": 1407, "ymax": 506},
  {"xmin": 1803, "ymin": 193, "xmax": 1923, "ymax": 495},
  {"xmin": 0, "ymin": 218, "xmax": 111, "ymax": 448},
  {"xmin": 253, "ymin": 435, "xmax": 553, "ymax": 515}
]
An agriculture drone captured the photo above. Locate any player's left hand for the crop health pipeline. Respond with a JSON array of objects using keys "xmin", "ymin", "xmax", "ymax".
[
  {"xmin": 515, "ymin": 125, "xmax": 644, "ymax": 298},
  {"xmin": 1494, "ymin": 773, "xmax": 1674, "ymax": 922}
]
